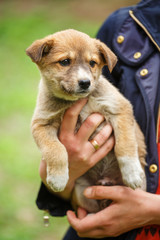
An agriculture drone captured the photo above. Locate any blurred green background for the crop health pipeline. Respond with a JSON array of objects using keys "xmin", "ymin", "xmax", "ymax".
[{"xmin": 0, "ymin": 0, "xmax": 139, "ymax": 239}]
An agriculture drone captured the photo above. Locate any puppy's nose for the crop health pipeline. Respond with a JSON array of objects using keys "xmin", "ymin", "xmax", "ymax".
[{"xmin": 78, "ymin": 79, "xmax": 90, "ymax": 90}]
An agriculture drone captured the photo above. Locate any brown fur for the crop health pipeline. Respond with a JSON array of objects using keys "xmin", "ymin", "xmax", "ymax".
[{"xmin": 26, "ymin": 29, "xmax": 146, "ymax": 212}]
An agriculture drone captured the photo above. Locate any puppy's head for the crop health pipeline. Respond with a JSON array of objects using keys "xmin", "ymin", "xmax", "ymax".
[{"xmin": 26, "ymin": 29, "xmax": 117, "ymax": 101}]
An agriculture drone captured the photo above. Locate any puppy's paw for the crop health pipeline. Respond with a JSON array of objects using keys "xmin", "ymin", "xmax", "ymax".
[
  {"xmin": 122, "ymin": 170, "xmax": 144, "ymax": 189},
  {"xmin": 119, "ymin": 156, "xmax": 145, "ymax": 189},
  {"xmin": 47, "ymin": 169, "xmax": 69, "ymax": 192}
]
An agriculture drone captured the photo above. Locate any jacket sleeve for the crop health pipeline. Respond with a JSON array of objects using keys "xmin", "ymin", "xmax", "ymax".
[{"xmin": 36, "ymin": 182, "xmax": 73, "ymax": 217}]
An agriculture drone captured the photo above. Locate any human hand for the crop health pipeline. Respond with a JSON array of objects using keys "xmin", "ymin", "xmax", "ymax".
[
  {"xmin": 39, "ymin": 98, "xmax": 115, "ymax": 198},
  {"xmin": 67, "ymin": 185, "xmax": 160, "ymax": 238},
  {"xmin": 59, "ymin": 98, "xmax": 114, "ymax": 183}
]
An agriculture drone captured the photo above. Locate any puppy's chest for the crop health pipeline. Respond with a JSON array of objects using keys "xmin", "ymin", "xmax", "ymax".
[{"xmin": 75, "ymin": 102, "xmax": 106, "ymax": 139}]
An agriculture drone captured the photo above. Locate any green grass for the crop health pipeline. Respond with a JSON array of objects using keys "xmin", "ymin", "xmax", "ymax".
[{"xmin": 0, "ymin": 0, "xmax": 138, "ymax": 239}]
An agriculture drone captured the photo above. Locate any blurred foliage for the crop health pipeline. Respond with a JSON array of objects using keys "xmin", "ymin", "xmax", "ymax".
[{"xmin": 0, "ymin": 0, "xmax": 139, "ymax": 239}]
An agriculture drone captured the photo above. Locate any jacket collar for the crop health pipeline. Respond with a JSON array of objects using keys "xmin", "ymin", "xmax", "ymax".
[{"xmin": 131, "ymin": 0, "xmax": 160, "ymax": 50}]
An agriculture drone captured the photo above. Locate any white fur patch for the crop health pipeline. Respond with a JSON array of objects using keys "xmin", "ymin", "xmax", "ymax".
[
  {"xmin": 118, "ymin": 156, "xmax": 145, "ymax": 189},
  {"xmin": 47, "ymin": 167, "xmax": 69, "ymax": 192},
  {"xmin": 77, "ymin": 67, "xmax": 91, "ymax": 80}
]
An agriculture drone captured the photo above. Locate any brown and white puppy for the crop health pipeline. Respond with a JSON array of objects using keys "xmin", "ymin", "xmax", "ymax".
[{"xmin": 26, "ymin": 29, "xmax": 146, "ymax": 213}]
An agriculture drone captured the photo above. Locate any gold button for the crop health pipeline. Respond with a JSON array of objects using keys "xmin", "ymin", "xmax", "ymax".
[
  {"xmin": 134, "ymin": 52, "xmax": 141, "ymax": 59},
  {"xmin": 140, "ymin": 69, "xmax": 148, "ymax": 76},
  {"xmin": 149, "ymin": 164, "xmax": 158, "ymax": 173},
  {"xmin": 117, "ymin": 35, "xmax": 124, "ymax": 44}
]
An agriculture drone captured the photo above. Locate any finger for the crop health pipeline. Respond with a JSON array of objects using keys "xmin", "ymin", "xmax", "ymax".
[
  {"xmin": 77, "ymin": 113, "xmax": 105, "ymax": 141},
  {"xmin": 90, "ymin": 123, "xmax": 113, "ymax": 151},
  {"xmin": 67, "ymin": 210, "xmax": 79, "ymax": 226},
  {"xmin": 60, "ymin": 98, "xmax": 87, "ymax": 135},
  {"xmin": 90, "ymin": 135, "xmax": 115, "ymax": 165},
  {"xmin": 83, "ymin": 185, "xmax": 126, "ymax": 201},
  {"xmin": 67, "ymin": 210, "xmax": 101, "ymax": 233},
  {"xmin": 77, "ymin": 207, "xmax": 87, "ymax": 220}
]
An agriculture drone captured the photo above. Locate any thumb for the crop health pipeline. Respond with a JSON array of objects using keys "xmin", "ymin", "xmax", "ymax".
[{"xmin": 83, "ymin": 186, "xmax": 125, "ymax": 200}]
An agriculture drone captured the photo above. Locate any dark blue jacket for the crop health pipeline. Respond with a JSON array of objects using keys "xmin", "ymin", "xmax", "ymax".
[
  {"xmin": 36, "ymin": 0, "xmax": 160, "ymax": 239},
  {"xmin": 97, "ymin": 0, "xmax": 160, "ymax": 194}
]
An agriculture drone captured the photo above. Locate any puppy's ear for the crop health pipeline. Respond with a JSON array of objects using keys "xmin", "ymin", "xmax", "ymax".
[
  {"xmin": 26, "ymin": 39, "xmax": 53, "ymax": 63},
  {"xmin": 96, "ymin": 40, "xmax": 117, "ymax": 72}
]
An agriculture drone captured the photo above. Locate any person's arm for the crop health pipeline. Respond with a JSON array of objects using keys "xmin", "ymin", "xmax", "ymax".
[
  {"xmin": 67, "ymin": 185, "xmax": 160, "ymax": 238},
  {"xmin": 39, "ymin": 98, "xmax": 115, "ymax": 200}
]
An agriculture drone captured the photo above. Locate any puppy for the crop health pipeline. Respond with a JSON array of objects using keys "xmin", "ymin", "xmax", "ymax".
[{"xmin": 26, "ymin": 29, "xmax": 146, "ymax": 213}]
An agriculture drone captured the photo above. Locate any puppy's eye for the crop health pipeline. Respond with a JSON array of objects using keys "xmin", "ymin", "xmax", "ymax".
[
  {"xmin": 59, "ymin": 59, "xmax": 71, "ymax": 66},
  {"xmin": 89, "ymin": 60, "xmax": 97, "ymax": 68}
]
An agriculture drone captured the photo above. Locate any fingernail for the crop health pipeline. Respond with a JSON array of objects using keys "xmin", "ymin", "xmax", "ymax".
[{"xmin": 84, "ymin": 187, "xmax": 92, "ymax": 197}]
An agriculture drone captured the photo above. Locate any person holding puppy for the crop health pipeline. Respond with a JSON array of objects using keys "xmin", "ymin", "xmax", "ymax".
[{"xmin": 37, "ymin": 0, "xmax": 160, "ymax": 239}]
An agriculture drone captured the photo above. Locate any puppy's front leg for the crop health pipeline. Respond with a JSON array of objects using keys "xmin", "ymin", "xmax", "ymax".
[
  {"xmin": 32, "ymin": 121, "xmax": 69, "ymax": 192},
  {"xmin": 111, "ymin": 107, "xmax": 145, "ymax": 189},
  {"xmin": 93, "ymin": 78, "xmax": 146, "ymax": 190}
]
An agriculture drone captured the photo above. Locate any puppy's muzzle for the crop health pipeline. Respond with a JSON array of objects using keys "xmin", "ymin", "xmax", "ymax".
[{"xmin": 78, "ymin": 79, "xmax": 90, "ymax": 90}]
